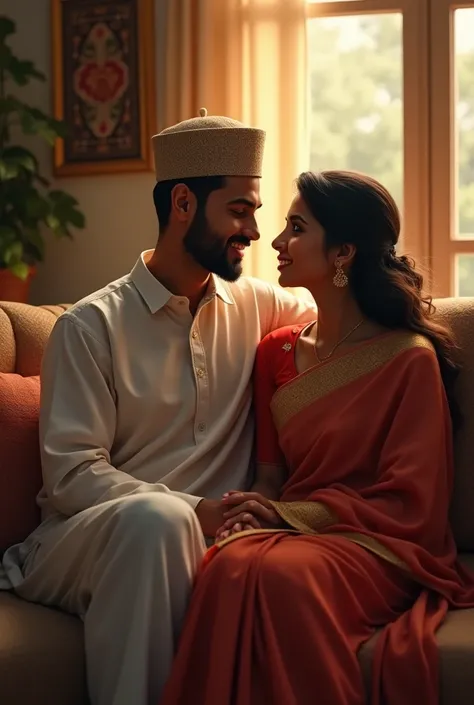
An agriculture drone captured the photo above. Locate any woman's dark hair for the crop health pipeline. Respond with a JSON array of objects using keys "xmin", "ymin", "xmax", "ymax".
[
  {"xmin": 153, "ymin": 175, "xmax": 225, "ymax": 230},
  {"xmin": 296, "ymin": 169, "xmax": 461, "ymax": 429}
]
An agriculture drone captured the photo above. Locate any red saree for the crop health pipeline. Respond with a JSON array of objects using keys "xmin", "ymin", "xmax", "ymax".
[{"xmin": 160, "ymin": 326, "xmax": 474, "ymax": 705}]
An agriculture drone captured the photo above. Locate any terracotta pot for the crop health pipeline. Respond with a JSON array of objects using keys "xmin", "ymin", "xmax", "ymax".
[{"xmin": 0, "ymin": 265, "xmax": 36, "ymax": 303}]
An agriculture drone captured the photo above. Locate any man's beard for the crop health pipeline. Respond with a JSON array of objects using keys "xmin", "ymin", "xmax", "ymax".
[{"xmin": 183, "ymin": 209, "xmax": 249, "ymax": 282}]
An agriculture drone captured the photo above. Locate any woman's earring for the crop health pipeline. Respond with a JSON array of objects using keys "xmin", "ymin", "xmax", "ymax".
[{"xmin": 333, "ymin": 259, "xmax": 349, "ymax": 288}]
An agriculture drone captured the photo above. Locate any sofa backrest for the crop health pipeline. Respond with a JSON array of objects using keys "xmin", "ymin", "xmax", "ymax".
[
  {"xmin": 0, "ymin": 302, "xmax": 70, "ymax": 552},
  {"xmin": 0, "ymin": 302, "xmax": 69, "ymax": 375},
  {"xmin": 431, "ymin": 298, "xmax": 474, "ymax": 551},
  {"xmin": 0, "ymin": 298, "xmax": 473, "ymax": 550}
]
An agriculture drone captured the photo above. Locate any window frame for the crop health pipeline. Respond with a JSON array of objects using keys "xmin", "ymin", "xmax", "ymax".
[
  {"xmin": 306, "ymin": 0, "xmax": 430, "ymax": 271},
  {"xmin": 246, "ymin": 0, "xmax": 474, "ymax": 297},
  {"xmin": 430, "ymin": 0, "xmax": 474, "ymax": 297}
]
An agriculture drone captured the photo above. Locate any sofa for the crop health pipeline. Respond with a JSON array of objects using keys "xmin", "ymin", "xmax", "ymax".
[
  {"xmin": 0, "ymin": 302, "xmax": 88, "ymax": 705},
  {"xmin": 0, "ymin": 298, "xmax": 474, "ymax": 705}
]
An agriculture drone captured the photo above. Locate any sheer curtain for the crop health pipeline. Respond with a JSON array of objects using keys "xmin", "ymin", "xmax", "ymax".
[{"xmin": 165, "ymin": 0, "xmax": 308, "ymax": 284}]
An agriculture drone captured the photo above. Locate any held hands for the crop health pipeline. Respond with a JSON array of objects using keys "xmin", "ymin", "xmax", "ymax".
[
  {"xmin": 215, "ymin": 491, "xmax": 281, "ymax": 542},
  {"xmin": 195, "ymin": 499, "xmax": 227, "ymax": 538}
]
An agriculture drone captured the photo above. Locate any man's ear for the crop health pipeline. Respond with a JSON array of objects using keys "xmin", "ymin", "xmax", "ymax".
[{"xmin": 171, "ymin": 184, "xmax": 196, "ymax": 223}]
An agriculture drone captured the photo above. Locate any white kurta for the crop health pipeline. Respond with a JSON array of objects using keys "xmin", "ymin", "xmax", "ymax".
[{"xmin": 1, "ymin": 250, "xmax": 316, "ymax": 705}]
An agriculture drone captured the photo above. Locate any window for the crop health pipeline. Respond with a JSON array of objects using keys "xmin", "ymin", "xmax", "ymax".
[
  {"xmin": 307, "ymin": 12, "xmax": 404, "ymax": 238},
  {"xmin": 306, "ymin": 0, "xmax": 474, "ymax": 297}
]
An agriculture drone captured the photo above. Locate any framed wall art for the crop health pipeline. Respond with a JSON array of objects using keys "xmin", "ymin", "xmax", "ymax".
[{"xmin": 51, "ymin": 0, "xmax": 156, "ymax": 176}]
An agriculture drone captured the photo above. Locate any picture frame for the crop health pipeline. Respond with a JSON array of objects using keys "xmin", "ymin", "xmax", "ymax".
[{"xmin": 51, "ymin": 0, "xmax": 156, "ymax": 176}]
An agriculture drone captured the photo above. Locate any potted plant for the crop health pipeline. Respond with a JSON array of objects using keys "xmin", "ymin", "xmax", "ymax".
[{"xmin": 0, "ymin": 15, "xmax": 85, "ymax": 303}]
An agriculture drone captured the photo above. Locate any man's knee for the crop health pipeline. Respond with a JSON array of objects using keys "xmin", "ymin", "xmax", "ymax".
[{"xmin": 111, "ymin": 493, "xmax": 202, "ymax": 547}]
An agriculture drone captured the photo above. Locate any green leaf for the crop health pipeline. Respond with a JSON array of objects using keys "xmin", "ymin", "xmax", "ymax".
[
  {"xmin": 0, "ymin": 44, "xmax": 13, "ymax": 71},
  {"xmin": 0, "ymin": 225, "xmax": 17, "ymax": 245},
  {"xmin": 32, "ymin": 173, "xmax": 49, "ymax": 187},
  {"xmin": 0, "ymin": 158, "xmax": 19, "ymax": 180},
  {"xmin": 0, "ymin": 17, "xmax": 16, "ymax": 42},
  {"xmin": 53, "ymin": 225, "xmax": 71, "ymax": 239},
  {"xmin": 0, "ymin": 19, "xmax": 85, "ymax": 260},
  {"xmin": 47, "ymin": 190, "xmax": 86, "ymax": 232},
  {"xmin": 26, "ymin": 107, "xmax": 63, "ymax": 127},
  {"xmin": 19, "ymin": 106, "xmax": 68, "ymax": 143},
  {"xmin": 7, "ymin": 56, "xmax": 46, "ymax": 85},
  {"xmin": 19, "ymin": 109, "xmax": 38, "ymax": 134},
  {"xmin": 3, "ymin": 240, "xmax": 23, "ymax": 266},
  {"xmin": 40, "ymin": 127, "xmax": 62, "ymax": 145},
  {"xmin": 23, "ymin": 227, "xmax": 45, "ymax": 261},
  {"xmin": 45, "ymin": 213, "xmax": 61, "ymax": 230},
  {"xmin": 0, "ymin": 95, "xmax": 21, "ymax": 117},
  {"xmin": 9, "ymin": 261, "xmax": 29, "ymax": 280},
  {"xmin": 1, "ymin": 145, "xmax": 38, "ymax": 174},
  {"xmin": 25, "ymin": 191, "xmax": 49, "ymax": 220},
  {"xmin": 67, "ymin": 208, "xmax": 86, "ymax": 228},
  {"xmin": 48, "ymin": 190, "xmax": 79, "ymax": 207}
]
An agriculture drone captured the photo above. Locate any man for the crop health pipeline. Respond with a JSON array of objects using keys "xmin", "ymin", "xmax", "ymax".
[{"xmin": 1, "ymin": 110, "xmax": 315, "ymax": 705}]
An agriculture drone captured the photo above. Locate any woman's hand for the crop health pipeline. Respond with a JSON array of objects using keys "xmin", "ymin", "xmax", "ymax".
[
  {"xmin": 214, "ymin": 492, "xmax": 261, "ymax": 542},
  {"xmin": 221, "ymin": 491, "xmax": 281, "ymax": 530},
  {"xmin": 215, "ymin": 518, "xmax": 255, "ymax": 543}
]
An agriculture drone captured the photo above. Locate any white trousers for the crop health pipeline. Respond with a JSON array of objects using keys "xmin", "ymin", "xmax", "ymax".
[{"xmin": 13, "ymin": 494, "xmax": 207, "ymax": 705}]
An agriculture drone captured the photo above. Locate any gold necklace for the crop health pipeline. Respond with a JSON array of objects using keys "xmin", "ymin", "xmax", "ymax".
[{"xmin": 314, "ymin": 319, "xmax": 365, "ymax": 363}]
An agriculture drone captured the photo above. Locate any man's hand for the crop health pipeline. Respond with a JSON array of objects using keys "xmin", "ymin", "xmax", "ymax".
[
  {"xmin": 221, "ymin": 491, "xmax": 281, "ymax": 530},
  {"xmin": 195, "ymin": 499, "xmax": 226, "ymax": 537}
]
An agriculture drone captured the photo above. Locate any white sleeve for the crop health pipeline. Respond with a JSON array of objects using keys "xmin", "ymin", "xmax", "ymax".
[
  {"xmin": 252, "ymin": 279, "xmax": 316, "ymax": 337},
  {"xmin": 39, "ymin": 314, "xmax": 201, "ymax": 516}
]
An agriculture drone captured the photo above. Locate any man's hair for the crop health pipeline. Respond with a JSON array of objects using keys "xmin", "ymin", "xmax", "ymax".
[{"xmin": 153, "ymin": 175, "xmax": 226, "ymax": 230}]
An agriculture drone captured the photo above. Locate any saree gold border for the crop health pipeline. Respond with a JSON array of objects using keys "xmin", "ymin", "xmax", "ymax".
[
  {"xmin": 215, "ymin": 528, "xmax": 300, "ymax": 549},
  {"xmin": 269, "ymin": 500, "xmax": 410, "ymax": 572},
  {"xmin": 214, "ymin": 527, "xmax": 444, "ymax": 595},
  {"xmin": 214, "ymin": 524, "xmax": 408, "ymax": 574},
  {"xmin": 270, "ymin": 500, "xmax": 337, "ymax": 534},
  {"xmin": 213, "ymin": 516, "xmax": 446, "ymax": 599},
  {"xmin": 271, "ymin": 332, "xmax": 434, "ymax": 432},
  {"xmin": 334, "ymin": 533, "xmax": 410, "ymax": 572}
]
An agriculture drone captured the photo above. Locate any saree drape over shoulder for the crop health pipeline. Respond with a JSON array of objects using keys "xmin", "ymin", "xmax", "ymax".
[{"xmin": 160, "ymin": 327, "xmax": 474, "ymax": 705}]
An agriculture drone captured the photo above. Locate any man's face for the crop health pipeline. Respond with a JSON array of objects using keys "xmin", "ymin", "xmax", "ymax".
[{"xmin": 184, "ymin": 176, "xmax": 262, "ymax": 281}]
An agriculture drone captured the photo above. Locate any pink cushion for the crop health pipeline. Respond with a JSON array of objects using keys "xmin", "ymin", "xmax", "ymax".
[{"xmin": 0, "ymin": 374, "xmax": 42, "ymax": 552}]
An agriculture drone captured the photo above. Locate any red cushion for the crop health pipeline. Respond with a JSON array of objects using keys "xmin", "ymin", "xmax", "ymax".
[{"xmin": 0, "ymin": 374, "xmax": 42, "ymax": 552}]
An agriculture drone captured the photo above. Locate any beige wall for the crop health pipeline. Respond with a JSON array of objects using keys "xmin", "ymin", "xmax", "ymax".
[{"xmin": 5, "ymin": 0, "xmax": 167, "ymax": 305}]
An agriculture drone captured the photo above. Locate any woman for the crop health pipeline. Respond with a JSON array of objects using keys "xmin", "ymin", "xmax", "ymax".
[{"xmin": 160, "ymin": 171, "xmax": 474, "ymax": 705}]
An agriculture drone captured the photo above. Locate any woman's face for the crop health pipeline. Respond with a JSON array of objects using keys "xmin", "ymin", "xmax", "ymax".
[{"xmin": 272, "ymin": 193, "xmax": 335, "ymax": 290}]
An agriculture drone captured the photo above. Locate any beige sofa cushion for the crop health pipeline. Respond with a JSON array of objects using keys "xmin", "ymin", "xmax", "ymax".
[
  {"xmin": 359, "ymin": 554, "xmax": 474, "ymax": 704},
  {"xmin": 434, "ymin": 299, "xmax": 474, "ymax": 551},
  {"xmin": 0, "ymin": 303, "xmax": 69, "ymax": 376},
  {"xmin": 0, "ymin": 592, "xmax": 88, "ymax": 705}
]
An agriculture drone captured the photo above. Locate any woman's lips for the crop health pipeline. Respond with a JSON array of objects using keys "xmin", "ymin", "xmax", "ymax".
[{"xmin": 277, "ymin": 257, "xmax": 292, "ymax": 270}]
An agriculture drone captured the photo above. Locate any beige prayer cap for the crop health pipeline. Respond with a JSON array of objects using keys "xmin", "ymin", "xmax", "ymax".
[{"xmin": 152, "ymin": 108, "xmax": 266, "ymax": 182}]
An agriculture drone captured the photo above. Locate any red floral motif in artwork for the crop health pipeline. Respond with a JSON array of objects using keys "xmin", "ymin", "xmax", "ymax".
[{"xmin": 75, "ymin": 60, "xmax": 127, "ymax": 104}]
